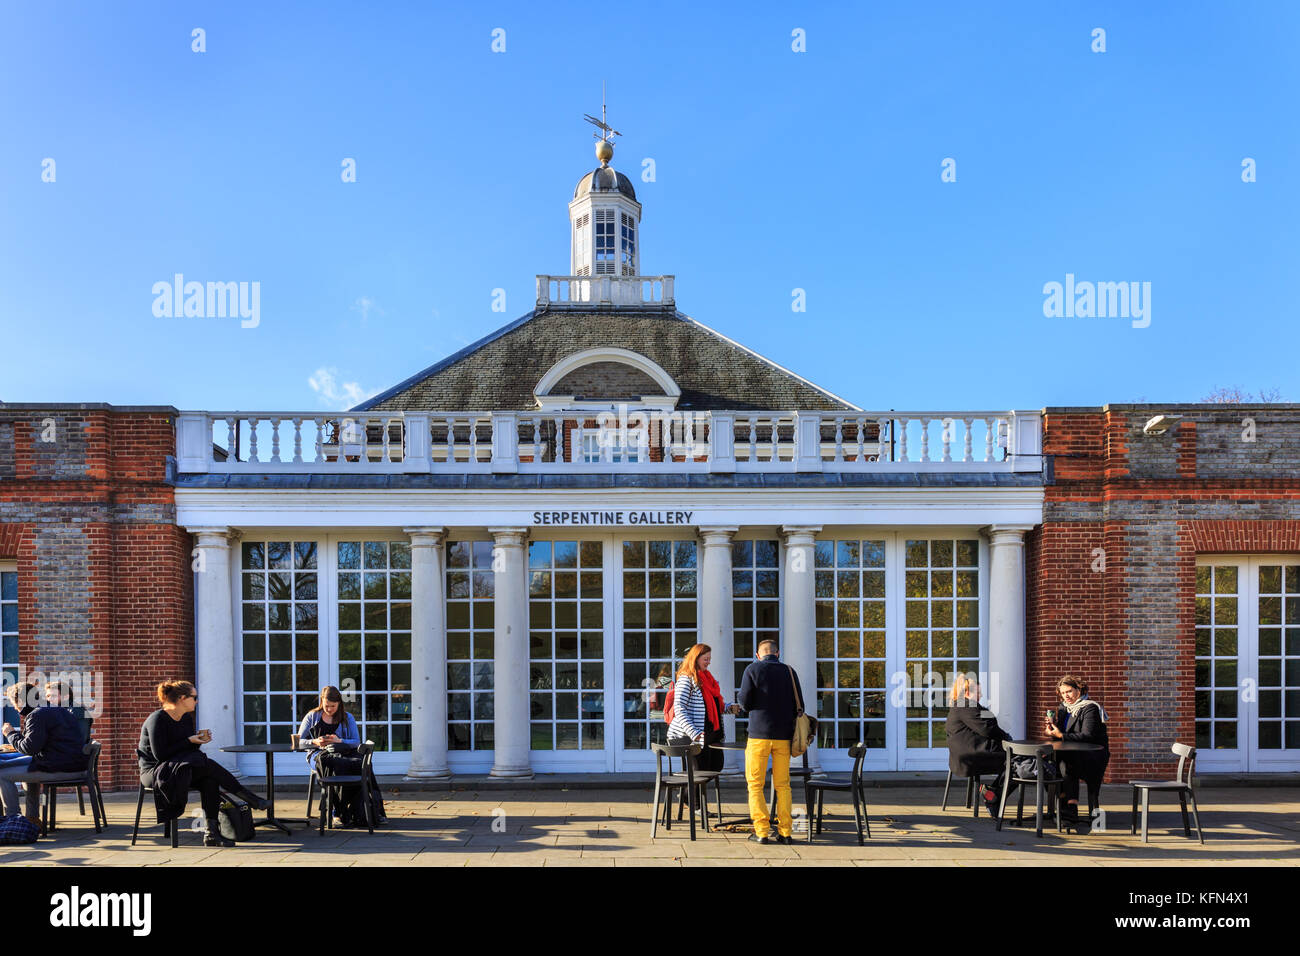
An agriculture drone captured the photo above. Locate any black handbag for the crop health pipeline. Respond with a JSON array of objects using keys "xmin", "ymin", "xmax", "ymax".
[{"xmin": 217, "ymin": 796, "xmax": 256, "ymax": 842}]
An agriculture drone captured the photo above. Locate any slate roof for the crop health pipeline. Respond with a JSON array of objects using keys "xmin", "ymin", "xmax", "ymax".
[{"xmin": 354, "ymin": 309, "xmax": 859, "ymax": 413}]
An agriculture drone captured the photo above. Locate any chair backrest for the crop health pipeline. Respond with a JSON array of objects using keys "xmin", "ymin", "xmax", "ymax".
[
  {"xmin": 847, "ymin": 742, "xmax": 868, "ymax": 780},
  {"xmin": 358, "ymin": 740, "xmax": 375, "ymax": 771},
  {"xmin": 84, "ymin": 740, "xmax": 101, "ymax": 776},
  {"xmin": 1171, "ymin": 742, "xmax": 1197, "ymax": 787},
  {"xmin": 1003, "ymin": 740, "xmax": 1053, "ymax": 758},
  {"xmin": 650, "ymin": 741, "xmax": 700, "ymax": 779}
]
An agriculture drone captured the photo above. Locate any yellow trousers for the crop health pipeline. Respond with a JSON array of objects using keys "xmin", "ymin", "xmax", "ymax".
[{"xmin": 745, "ymin": 738, "xmax": 792, "ymax": 838}]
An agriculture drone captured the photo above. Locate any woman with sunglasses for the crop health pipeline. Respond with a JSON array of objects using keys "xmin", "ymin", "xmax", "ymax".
[{"xmin": 137, "ymin": 680, "xmax": 268, "ymax": 847}]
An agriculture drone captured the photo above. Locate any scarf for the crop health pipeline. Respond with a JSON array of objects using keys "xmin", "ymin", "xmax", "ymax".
[
  {"xmin": 1065, "ymin": 696, "xmax": 1108, "ymax": 724},
  {"xmin": 697, "ymin": 668, "xmax": 722, "ymax": 731}
]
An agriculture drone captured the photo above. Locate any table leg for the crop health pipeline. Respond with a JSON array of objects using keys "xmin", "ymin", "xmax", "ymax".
[{"xmin": 254, "ymin": 751, "xmax": 299, "ymax": 833}]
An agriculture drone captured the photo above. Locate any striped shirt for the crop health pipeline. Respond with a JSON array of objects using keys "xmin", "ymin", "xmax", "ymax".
[{"xmin": 667, "ymin": 674, "xmax": 708, "ymax": 741}]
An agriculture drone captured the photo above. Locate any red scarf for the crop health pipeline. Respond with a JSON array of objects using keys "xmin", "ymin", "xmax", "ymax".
[{"xmin": 697, "ymin": 668, "xmax": 722, "ymax": 731}]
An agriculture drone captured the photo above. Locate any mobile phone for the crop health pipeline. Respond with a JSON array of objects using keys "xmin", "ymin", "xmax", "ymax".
[{"xmin": 1045, "ymin": 710, "xmax": 1053, "ymax": 720}]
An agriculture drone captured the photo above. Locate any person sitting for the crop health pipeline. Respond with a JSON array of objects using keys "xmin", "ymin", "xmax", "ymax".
[
  {"xmin": 944, "ymin": 675, "xmax": 1013, "ymax": 814},
  {"xmin": 42, "ymin": 680, "xmax": 90, "ymax": 742},
  {"xmin": 0, "ymin": 679, "xmax": 88, "ymax": 826},
  {"xmin": 1046, "ymin": 675, "xmax": 1110, "ymax": 831},
  {"xmin": 298, "ymin": 686, "xmax": 385, "ymax": 826},
  {"xmin": 0, "ymin": 682, "xmax": 39, "ymax": 823},
  {"xmin": 138, "ymin": 679, "xmax": 268, "ymax": 847}
]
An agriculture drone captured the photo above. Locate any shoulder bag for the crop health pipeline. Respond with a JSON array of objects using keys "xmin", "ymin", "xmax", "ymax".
[{"xmin": 788, "ymin": 665, "xmax": 818, "ymax": 757}]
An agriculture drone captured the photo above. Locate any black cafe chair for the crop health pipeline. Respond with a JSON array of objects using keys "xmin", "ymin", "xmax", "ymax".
[
  {"xmin": 132, "ymin": 782, "xmax": 204, "ymax": 847},
  {"xmin": 1130, "ymin": 742, "xmax": 1204, "ymax": 844},
  {"xmin": 315, "ymin": 741, "xmax": 376, "ymax": 835},
  {"xmin": 34, "ymin": 740, "xmax": 106, "ymax": 834},
  {"xmin": 650, "ymin": 741, "xmax": 720, "ymax": 841},
  {"xmin": 994, "ymin": 741, "xmax": 1064, "ymax": 838},
  {"xmin": 804, "ymin": 742, "xmax": 871, "ymax": 844}
]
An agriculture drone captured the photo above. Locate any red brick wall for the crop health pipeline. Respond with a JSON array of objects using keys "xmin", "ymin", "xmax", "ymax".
[
  {"xmin": 1029, "ymin": 405, "xmax": 1300, "ymax": 779},
  {"xmin": 0, "ymin": 407, "xmax": 191, "ymax": 789}
]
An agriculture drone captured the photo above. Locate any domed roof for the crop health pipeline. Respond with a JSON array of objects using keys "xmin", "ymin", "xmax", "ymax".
[{"xmin": 573, "ymin": 165, "xmax": 637, "ymax": 201}]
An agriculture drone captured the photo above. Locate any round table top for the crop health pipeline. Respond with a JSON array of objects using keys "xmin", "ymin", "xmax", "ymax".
[
  {"xmin": 220, "ymin": 744, "xmax": 301, "ymax": 753},
  {"xmin": 706, "ymin": 740, "xmax": 747, "ymax": 751}
]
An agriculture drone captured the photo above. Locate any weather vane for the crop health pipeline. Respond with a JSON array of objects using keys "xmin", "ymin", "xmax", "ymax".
[{"xmin": 583, "ymin": 81, "xmax": 621, "ymax": 145}]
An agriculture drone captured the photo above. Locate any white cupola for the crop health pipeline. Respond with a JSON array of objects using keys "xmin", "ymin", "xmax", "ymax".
[{"xmin": 569, "ymin": 112, "xmax": 642, "ymax": 278}]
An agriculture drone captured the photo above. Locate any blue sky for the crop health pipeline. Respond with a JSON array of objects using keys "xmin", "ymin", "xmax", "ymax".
[{"xmin": 1, "ymin": 1, "xmax": 1296, "ymax": 411}]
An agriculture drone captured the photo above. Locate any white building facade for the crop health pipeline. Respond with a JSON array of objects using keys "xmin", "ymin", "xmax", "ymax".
[{"xmin": 172, "ymin": 137, "xmax": 1045, "ymax": 779}]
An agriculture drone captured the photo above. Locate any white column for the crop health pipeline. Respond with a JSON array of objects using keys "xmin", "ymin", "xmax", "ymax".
[
  {"xmin": 782, "ymin": 526, "xmax": 822, "ymax": 774},
  {"xmin": 191, "ymin": 527, "xmax": 239, "ymax": 773},
  {"xmin": 987, "ymin": 525, "xmax": 1032, "ymax": 740},
  {"xmin": 405, "ymin": 527, "xmax": 451, "ymax": 779},
  {"xmin": 698, "ymin": 526, "xmax": 739, "ymax": 775},
  {"xmin": 489, "ymin": 527, "xmax": 532, "ymax": 778}
]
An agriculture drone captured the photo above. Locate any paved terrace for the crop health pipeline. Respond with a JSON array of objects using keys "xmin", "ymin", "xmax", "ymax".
[{"xmin": 4, "ymin": 783, "xmax": 1299, "ymax": 866}]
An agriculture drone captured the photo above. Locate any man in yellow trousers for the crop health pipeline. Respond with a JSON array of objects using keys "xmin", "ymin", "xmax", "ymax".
[{"xmin": 737, "ymin": 639, "xmax": 806, "ymax": 845}]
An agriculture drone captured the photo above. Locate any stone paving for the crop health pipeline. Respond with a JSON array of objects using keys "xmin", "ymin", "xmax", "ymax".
[{"xmin": 3, "ymin": 785, "xmax": 1299, "ymax": 866}]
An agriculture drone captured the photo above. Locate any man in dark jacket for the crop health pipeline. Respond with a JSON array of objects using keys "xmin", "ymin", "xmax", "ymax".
[
  {"xmin": 0, "ymin": 682, "xmax": 87, "ymax": 820},
  {"xmin": 737, "ymin": 640, "xmax": 806, "ymax": 845}
]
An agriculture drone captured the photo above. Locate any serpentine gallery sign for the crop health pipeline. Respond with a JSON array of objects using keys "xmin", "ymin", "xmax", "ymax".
[{"xmin": 532, "ymin": 510, "xmax": 695, "ymax": 526}]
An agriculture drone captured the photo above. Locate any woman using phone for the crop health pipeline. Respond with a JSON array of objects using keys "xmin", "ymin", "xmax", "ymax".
[
  {"xmin": 1045, "ymin": 675, "xmax": 1110, "ymax": 831},
  {"xmin": 137, "ymin": 680, "xmax": 268, "ymax": 847},
  {"xmin": 298, "ymin": 686, "xmax": 384, "ymax": 826}
]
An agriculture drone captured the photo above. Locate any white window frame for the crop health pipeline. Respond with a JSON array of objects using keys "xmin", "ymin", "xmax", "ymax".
[{"xmin": 1196, "ymin": 554, "xmax": 1300, "ymax": 773}]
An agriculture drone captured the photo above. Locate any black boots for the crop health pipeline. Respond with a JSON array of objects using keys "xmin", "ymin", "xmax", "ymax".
[
  {"xmin": 204, "ymin": 820, "xmax": 234, "ymax": 847},
  {"xmin": 236, "ymin": 788, "xmax": 270, "ymax": 811}
]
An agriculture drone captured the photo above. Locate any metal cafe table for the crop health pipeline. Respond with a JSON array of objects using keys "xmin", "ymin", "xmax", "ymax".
[{"xmin": 220, "ymin": 743, "xmax": 311, "ymax": 833}]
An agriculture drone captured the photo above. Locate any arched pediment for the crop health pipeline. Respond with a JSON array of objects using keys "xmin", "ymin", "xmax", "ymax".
[{"xmin": 534, "ymin": 347, "xmax": 681, "ymax": 402}]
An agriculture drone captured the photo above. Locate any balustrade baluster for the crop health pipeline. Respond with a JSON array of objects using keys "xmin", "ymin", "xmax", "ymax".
[
  {"xmin": 248, "ymin": 419, "xmax": 260, "ymax": 463},
  {"xmin": 898, "ymin": 418, "xmax": 909, "ymax": 462},
  {"xmin": 962, "ymin": 419, "xmax": 973, "ymax": 462},
  {"xmin": 984, "ymin": 418, "xmax": 995, "ymax": 462},
  {"xmin": 226, "ymin": 418, "xmax": 237, "ymax": 463},
  {"xmin": 292, "ymin": 419, "xmax": 303, "ymax": 464},
  {"xmin": 554, "ymin": 416, "xmax": 565, "ymax": 464}
]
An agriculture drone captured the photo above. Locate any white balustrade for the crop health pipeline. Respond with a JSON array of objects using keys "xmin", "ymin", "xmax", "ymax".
[
  {"xmin": 173, "ymin": 409, "xmax": 1040, "ymax": 475},
  {"xmin": 536, "ymin": 274, "xmax": 675, "ymax": 309}
]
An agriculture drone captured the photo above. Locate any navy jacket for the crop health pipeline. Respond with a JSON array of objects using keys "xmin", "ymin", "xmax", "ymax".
[
  {"xmin": 738, "ymin": 654, "xmax": 806, "ymax": 741},
  {"xmin": 4, "ymin": 705, "xmax": 87, "ymax": 772}
]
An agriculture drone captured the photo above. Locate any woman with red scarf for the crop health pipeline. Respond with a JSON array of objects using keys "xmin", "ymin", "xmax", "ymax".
[{"xmin": 666, "ymin": 643, "xmax": 740, "ymax": 772}]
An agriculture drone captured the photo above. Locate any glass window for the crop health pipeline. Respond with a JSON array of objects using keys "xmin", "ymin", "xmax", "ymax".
[
  {"xmin": 732, "ymin": 540, "xmax": 779, "ymax": 742},
  {"xmin": 622, "ymin": 539, "xmax": 697, "ymax": 751},
  {"xmin": 1, "ymin": 567, "xmax": 18, "ymax": 725},
  {"xmin": 240, "ymin": 540, "xmax": 320, "ymax": 745},
  {"xmin": 529, "ymin": 540, "xmax": 604, "ymax": 752},
  {"xmin": 447, "ymin": 540, "xmax": 495, "ymax": 751},
  {"xmin": 814, "ymin": 540, "xmax": 889, "ymax": 751},
  {"xmin": 336, "ymin": 540, "xmax": 412, "ymax": 753},
  {"xmin": 902, "ymin": 539, "xmax": 979, "ymax": 750}
]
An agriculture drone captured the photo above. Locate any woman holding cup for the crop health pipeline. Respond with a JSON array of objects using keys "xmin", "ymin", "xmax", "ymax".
[{"xmin": 137, "ymin": 679, "xmax": 268, "ymax": 847}]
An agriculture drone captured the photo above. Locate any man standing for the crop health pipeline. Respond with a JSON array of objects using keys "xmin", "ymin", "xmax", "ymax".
[{"xmin": 737, "ymin": 639, "xmax": 805, "ymax": 845}]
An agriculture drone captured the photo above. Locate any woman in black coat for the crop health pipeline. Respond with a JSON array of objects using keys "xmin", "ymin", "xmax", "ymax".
[
  {"xmin": 138, "ymin": 680, "xmax": 268, "ymax": 846},
  {"xmin": 1046, "ymin": 675, "xmax": 1110, "ymax": 829},
  {"xmin": 945, "ymin": 675, "xmax": 1012, "ymax": 810}
]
